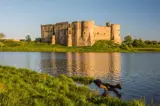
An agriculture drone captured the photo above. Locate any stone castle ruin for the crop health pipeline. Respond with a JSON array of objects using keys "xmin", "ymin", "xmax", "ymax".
[{"xmin": 41, "ymin": 20, "xmax": 121, "ymax": 46}]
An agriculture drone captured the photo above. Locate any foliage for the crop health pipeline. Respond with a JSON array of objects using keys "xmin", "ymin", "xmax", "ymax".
[
  {"xmin": 70, "ymin": 76, "xmax": 94, "ymax": 84},
  {"xmin": 0, "ymin": 65, "xmax": 145, "ymax": 106},
  {"xmin": 152, "ymin": 40, "xmax": 158, "ymax": 45},
  {"xmin": 0, "ymin": 40, "xmax": 22, "ymax": 47},
  {"xmin": 132, "ymin": 39, "xmax": 145, "ymax": 47},
  {"xmin": 25, "ymin": 35, "xmax": 31, "ymax": 43},
  {"xmin": 144, "ymin": 40, "xmax": 152, "ymax": 44},
  {"xmin": 92, "ymin": 40, "xmax": 120, "ymax": 49},
  {"xmin": 35, "ymin": 38, "xmax": 42, "ymax": 42},
  {"xmin": 123, "ymin": 35, "xmax": 133, "ymax": 45},
  {"xmin": 0, "ymin": 40, "xmax": 122, "ymax": 52},
  {"xmin": 106, "ymin": 22, "xmax": 111, "ymax": 27},
  {"xmin": 0, "ymin": 42, "xmax": 5, "ymax": 47},
  {"xmin": 0, "ymin": 33, "xmax": 5, "ymax": 39},
  {"xmin": 1, "ymin": 39, "xmax": 160, "ymax": 52},
  {"xmin": 120, "ymin": 44, "xmax": 130, "ymax": 50}
]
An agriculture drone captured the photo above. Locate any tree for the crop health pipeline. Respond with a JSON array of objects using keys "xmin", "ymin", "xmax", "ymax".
[
  {"xmin": 132, "ymin": 39, "xmax": 145, "ymax": 47},
  {"xmin": 35, "ymin": 38, "xmax": 41, "ymax": 43},
  {"xmin": 25, "ymin": 35, "xmax": 31, "ymax": 43},
  {"xmin": 152, "ymin": 40, "xmax": 158, "ymax": 45},
  {"xmin": 0, "ymin": 33, "xmax": 5, "ymax": 39},
  {"xmin": 123, "ymin": 35, "xmax": 133, "ymax": 45},
  {"xmin": 106, "ymin": 22, "xmax": 111, "ymax": 27},
  {"xmin": 144, "ymin": 40, "xmax": 152, "ymax": 44}
]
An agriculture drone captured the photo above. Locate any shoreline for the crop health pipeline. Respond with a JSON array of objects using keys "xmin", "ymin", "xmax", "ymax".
[
  {"xmin": 0, "ymin": 65, "xmax": 146, "ymax": 106},
  {"xmin": 1, "ymin": 40, "xmax": 160, "ymax": 52},
  {"xmin": 0, "ymin": 48, "xmax": 160, "ymax": 52}
]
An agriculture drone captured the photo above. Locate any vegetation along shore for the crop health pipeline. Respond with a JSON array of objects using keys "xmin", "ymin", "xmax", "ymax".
[
  {"xmin": 1, "ymin": 35, "xmax": 160, "ymax": 52},
  {"xmin": 0, "ymin": 65, "xmax": 146, "ymax": 106}
]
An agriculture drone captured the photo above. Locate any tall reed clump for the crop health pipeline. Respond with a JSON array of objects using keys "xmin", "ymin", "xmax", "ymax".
[{"xmin": 0, "ymin": 65, "xmax": 145, "ymax": 106}]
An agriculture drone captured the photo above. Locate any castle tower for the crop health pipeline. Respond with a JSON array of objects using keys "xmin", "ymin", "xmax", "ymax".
[
  {"xmin": 41, "ymin": 24, "xmax": 54, "ymax": 43},
  {"xmin": 81, "ymin": 20, "xmax": 95, "ymax": 46},
  {"xmin": 71, "ymin": 21, "xmax": 81, "ymax": 46},
  {"xmin": 67, "ymin": 23, "xmax": 72, "ymax": 46},
  {"xmin": 111, "ymin": 24, "xmax": 121, "ymax": 44}
]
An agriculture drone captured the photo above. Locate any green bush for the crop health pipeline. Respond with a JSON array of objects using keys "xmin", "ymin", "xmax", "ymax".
[
  {"xmin": 132, "ymin": 39, "xmax": 145, "ymax": 47},
  {"xmin": 120, "ymin": 44, "xmax": 130, "ymax": 50},
  {"xmin": 1, "ymin": 39, "xmax": 160, "ymax": 52},
  {"xmin": 0, "ymin": 42, "xmax": 5, "ymax": 47}
]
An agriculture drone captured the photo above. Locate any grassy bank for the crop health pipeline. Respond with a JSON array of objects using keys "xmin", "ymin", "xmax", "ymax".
[
  {"xmin": 0, "ymin": 65, "xmax": 145, "ymax": 106},
  {"xmin": 0, "ymin": 40, "xmax": 160, "ymax": 52},
  {"xmin": 0, "ymin": 40, "xmax": 124, "ymax": 52}
]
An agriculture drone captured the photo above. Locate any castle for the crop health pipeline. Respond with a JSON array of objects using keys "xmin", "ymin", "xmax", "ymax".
[{"xmin": 41, "ymin": 20, "xmax": 121, "ymax": 46}]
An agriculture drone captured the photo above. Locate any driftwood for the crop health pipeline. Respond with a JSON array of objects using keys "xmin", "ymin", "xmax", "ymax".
[{"xmin": 93, "ymin": 79, "xmax": 122, "ymax": 98}]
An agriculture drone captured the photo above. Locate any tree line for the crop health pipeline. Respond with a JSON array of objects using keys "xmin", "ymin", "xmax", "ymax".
[{"xmin": 123, "ymin": 35, "xmax": 160, "ymax": 47}]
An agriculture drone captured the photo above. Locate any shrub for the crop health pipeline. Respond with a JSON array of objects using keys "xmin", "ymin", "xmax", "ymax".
[
  {"xmin": 120, "ymin": 44, "xmax": 130, "ymax": 50},
  {"xmin": 152, "ymin": 40, "xmax": 158, "ymax": 45},
  {"xmin": 0, "ymin": 42, "xmax": 5, "ymax": 47},
  {"xmin": 132, "ymin": 39, "xmax": 145, "ymax": 47},
  {"xmin": 144, "ymin": 40, "xmax": 152, "ymax": 44}
]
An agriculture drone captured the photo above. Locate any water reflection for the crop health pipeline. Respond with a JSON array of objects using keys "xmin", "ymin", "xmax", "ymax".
[
  {"xmin": 0, "ymin": 52, "xmax": 160, "ymax": 104},
  {"xmin": 0, "ymin": 52, "xmax": 41, "ymax": 71},
  {"xmin": 40, "ymin": 53, "xmax": 121, "ymax": 81}
]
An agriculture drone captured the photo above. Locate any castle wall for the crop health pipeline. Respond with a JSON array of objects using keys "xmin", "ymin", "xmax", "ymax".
[
  {"xmin": 52, "ymin": 35, "xmax": 55, "ymax": 44},
  {"xmin": 67, "ymin": 24, "xmax": 72, "ymax": 46},
  {"xmin": 41, "ymin": 21, "xmax": 121, "ymax": 46},
  {"xmin": 72, "ymin": 21, "xmax": 81, "ymax": 46},
  {"xmin": 93, "ymin": 26, "xmax": 111, "ymax": 41},
  {"xmin": 41, "ymin": 24, "xmax": 54, "ymax": 43},
  {"xmin": 80, "ymin": 21, "xmax": 94, "ymax": 46},
  {"xmin": 111, "ymin": 24, "xmax": 121, "ymax": 44},
  {"xmin": 54, "ymin": 22, "xmax": 69, "ymax": 46}
]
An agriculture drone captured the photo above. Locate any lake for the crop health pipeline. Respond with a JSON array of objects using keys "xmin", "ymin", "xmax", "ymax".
[{"xmin": 0, "ymin": 52, "xmax": 160, "ymax": 104}]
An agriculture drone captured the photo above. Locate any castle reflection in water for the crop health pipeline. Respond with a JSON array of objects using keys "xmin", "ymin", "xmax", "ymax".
[{"xmin": 40, "ymin": 53, "xmax": 121, "ymax": 81}]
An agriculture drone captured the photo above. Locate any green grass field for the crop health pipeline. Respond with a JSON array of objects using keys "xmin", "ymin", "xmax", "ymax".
[
  {"xmin": 0, "ymin": 65, "xmax": 145, "ymax": 106},
  {"xmin": 0, "ymin": 40, "xmax": 129, "ymax": 52},
  {"xmin": 0, "ymin": 40, "xmax": 160, "ymax": 52}
]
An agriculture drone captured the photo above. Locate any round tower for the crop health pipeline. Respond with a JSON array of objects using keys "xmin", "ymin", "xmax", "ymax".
[
  {"xmin": 81, "ymin": 20, "xmax": 95, "ymax": 46},
  {"xmin": 111, "ymin": 24, "xmax": 121, "ymax": 44}
]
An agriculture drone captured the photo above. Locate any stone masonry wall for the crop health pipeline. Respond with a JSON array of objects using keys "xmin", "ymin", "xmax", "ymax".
[
  {"xmin": 54, "ymin": 22, "xmax": 69, "ymax": 46},
  {"xmin": 41, "ymin": 24, "xmax": 54, "ymax": 43},
  {"xmin": 41, "ymin": 20, "xmax": 121, "ymax": 46},
  {"xmin": 80, "ymin": 21, "xmax": 95, "ymax": 46},
  {"xmin": 93, "ymin": 26, "xmax": 111, "ymax": 42},
  {"xmin": 111, "ymin": 24, "xmax": 121, "ymax": 44}
]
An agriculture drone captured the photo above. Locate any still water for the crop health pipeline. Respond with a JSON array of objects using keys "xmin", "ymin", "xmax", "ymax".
[{"xmin": 0, "ymin": 52, "xmax": 160, "ymax": 104}]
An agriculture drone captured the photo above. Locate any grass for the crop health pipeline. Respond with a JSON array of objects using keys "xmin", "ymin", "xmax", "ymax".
[
  {"xmin": 70, "ymin": 76, "xmax": 94, "ymax": 85},
  {"xmin": 134, "ymin": 48, "xmax": 160, "ymax": 52},
  {"xmin": 1, "ymin": 40, "xmax": 160, "ymax": 52},
  {"xmin": 0, "ymin": 40, "xmax": 131, "ymax": 52},
  {"xmin": 0, "ymin": 65, "xmax": 145, "ymax": 106}
]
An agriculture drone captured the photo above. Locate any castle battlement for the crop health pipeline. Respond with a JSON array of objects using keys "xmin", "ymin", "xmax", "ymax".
[{"xmin": 41, "ymin": 20, "xmax": 121, "ymax": 46}]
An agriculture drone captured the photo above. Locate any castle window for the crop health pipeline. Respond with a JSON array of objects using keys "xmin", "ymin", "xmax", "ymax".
[
  {"xmin": 97, "ymin": 32, "xmax": 99, "ymax": 35},
  {"xmin": 84, "ymin": 32, "xmax": 85, "ymax": 34},
  {"xmin": 104, "ymin": 33, "xmax": 106, "ymax": 35}
]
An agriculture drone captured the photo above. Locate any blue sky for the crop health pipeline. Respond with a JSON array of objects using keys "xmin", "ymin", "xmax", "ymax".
[{"xmin": 0, "ymin": 0, "xmax": 160, "ymax": 40}]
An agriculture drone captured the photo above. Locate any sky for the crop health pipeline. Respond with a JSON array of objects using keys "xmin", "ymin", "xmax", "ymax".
[{"xmin": 0, "ymin": 0, "xmax": 160, "ymax": 40}]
